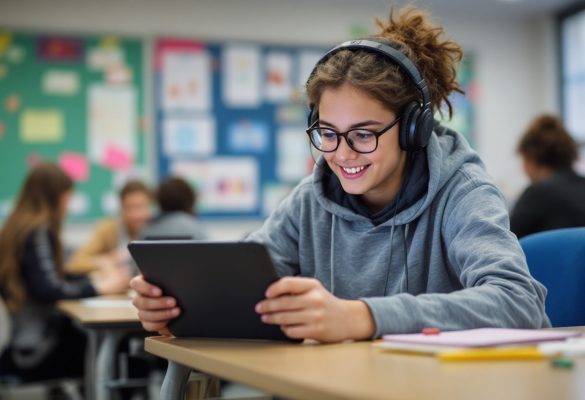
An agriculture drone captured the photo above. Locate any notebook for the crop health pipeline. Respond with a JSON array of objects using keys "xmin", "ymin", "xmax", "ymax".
[{"xmin": 376, "ymin": 328, "xmax": 582, "ymax": 353}]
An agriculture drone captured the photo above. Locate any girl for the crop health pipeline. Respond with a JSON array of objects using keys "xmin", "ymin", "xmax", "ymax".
[
  {"xmin": 0, "ymin": 162, "xmax": 130, "ymax": 380},
  {"xmin": 130, "ymin": 6, "xmax": 548, "ymax": 342}
]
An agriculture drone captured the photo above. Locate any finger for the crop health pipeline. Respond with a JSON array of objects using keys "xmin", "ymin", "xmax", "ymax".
[
  {"xmin": 130, "ymin": 275, "xmax": 162, "ymax": 297},
  {"xmin": 142, "ymin": 320, "xmax": 171, "ymax": 333},
  {"xmin": 280, "ymin": 324, "xmax": 311, "ymax": 340},
  {"xmin": 255, "ymin": 294, "xmax": 305, "ymax": 314},
  {"xmin": 260, "ymin": 309, "xmax": 317, "ymax": 326},
  {"xmin": 158, "ymin": 328, "xmax": 174, "ymax": 337},
  {"xmin": 265, "ymin": 276, "xmax": 319, "ymax": 298},
  {"xmin": 137, "ymin": 307, "xmax": 180, "ymax": 324},
  {"xmin": 133, "ymin": 295, "xmax": 177, "ymax": 311}
]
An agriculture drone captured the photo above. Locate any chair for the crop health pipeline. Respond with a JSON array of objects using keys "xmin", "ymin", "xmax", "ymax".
[{"xmin": 519, "ymin": 227, "xmax": 585, "ymax": 327}]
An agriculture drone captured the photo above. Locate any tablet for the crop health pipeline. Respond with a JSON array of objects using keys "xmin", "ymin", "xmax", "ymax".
[{"xmin": 127, "ymin": 240, "xmax": 298, "ymax": 342}]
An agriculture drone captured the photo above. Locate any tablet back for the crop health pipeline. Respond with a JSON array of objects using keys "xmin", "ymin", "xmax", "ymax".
[{"xmin": 128, "ymin": 240, "xmax": 295, "ymax": 342}]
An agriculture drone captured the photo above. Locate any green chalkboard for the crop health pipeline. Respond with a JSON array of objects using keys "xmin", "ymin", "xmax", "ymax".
[{"xmin": 0, "ymin": 32, "xmax": 146, "ymax": 221}]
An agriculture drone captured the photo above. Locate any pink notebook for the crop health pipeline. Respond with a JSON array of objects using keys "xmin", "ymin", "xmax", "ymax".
[{"xmin": 382, "ymin": 328, "xmax": 582, "ymax": 348}]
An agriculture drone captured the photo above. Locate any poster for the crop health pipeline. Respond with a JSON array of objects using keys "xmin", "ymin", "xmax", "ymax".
[
  {"xmin": 265, "ymin": 52, "xmax": 293, "ymax": 102},
  {"xmin": 87, "ymin": 84, "xmax": 136, "ymax": 169},
  {"xmin": 227, "ymin": 120, "xmax": 268, "ymax": 153},
  {"xmin": 277, "ymin": 127, "xmax": 313, "ymax": 182},
  {"xmin": 163, "ymin": 115, "xmax": 216, "ymax": 157},
  {"xmin": 222, "ymin": 45, "xmax": 261, "ymax": 107},
  {"xmin": 20, "ymin": 109, "xmax": 64, "ymax": 143},
  {"xmin": 42, "ymin": 70, "xmax": 80, "ymax": 96},
  {"xmin": 162, "ymin": 50, "xmax": 211, "ymax": 111},
  {"xmin": 171, "ymin": 158, "xmax": 258, "ymax": 212}
]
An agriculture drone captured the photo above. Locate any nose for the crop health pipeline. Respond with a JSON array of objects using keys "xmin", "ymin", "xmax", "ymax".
[{"xmin": 335, "ymin": 136, "xmax": 358, "ymax": 160}]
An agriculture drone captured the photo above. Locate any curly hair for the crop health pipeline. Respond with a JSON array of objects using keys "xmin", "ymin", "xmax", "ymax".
[
  {"xmin": 517, "ymin": 114, "xmax": 578, "ymax": 170},
  {"xmin": 306, "ymin": 6, "xmax": 464, "ymax": 119}
]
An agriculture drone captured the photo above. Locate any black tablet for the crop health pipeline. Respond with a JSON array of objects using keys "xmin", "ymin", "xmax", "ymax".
[{"xmin": 128, "ymin": 240, "xmax": 298, "ymax": 342}]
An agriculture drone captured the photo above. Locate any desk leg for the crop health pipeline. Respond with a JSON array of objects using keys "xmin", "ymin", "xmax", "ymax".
[
  {"xmin": 85, "ymin": 330, "xmax": 99, "ymax": 400},
  {"xmin": 96, "ymin": 330, "xmax": 125, "ymax": 400},
  {"xmin": 160, "ymin": 361, "xmax": 191, "ymax": 400}
]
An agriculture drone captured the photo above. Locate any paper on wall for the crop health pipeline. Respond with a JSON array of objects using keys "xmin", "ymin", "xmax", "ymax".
[
  {"xmin": 298, "ymin": 50, "xmax": 324, "ymax": 88},
  {"xmin": 88, "ymin": 46, "xmax": 125, "ymax": 70},
  {"xmin": 20, "ymin": 109, "xmax": 64, "ymax": 143},
  {"xmin": 277, "ymin": 127, "xmax": 313, "ymax": 182},
  {"xmin": 88, "ymin": 84, "xmax": 136, "ymax": 169},
  {"xmin": 163, "ymin": 115, "xmax": 216, "ymax": 157},
  {"xmin": 265, "ymin": 52, "xmax": 293, "ymax": 102},
  {"xmin": 58, "ymin": 152, "xmax": 89, "ymax": 182},
  {"xmin": 222, "ymin": 45, "xmax": 261, "ymax": 107},
  {"xmin": 67, "ymin": 192, "xmax": 90, "ymax": 216},
  {"xmin": 171, "ymin": 158, "xmax": 258, "ymax": 212},
  {"xmin": 43, "ymin": 70, "xmax": 80, "ymax": 96},
  {"xmin": 162, "ymin": 50, "xmax": 211, "ymax": 111}
]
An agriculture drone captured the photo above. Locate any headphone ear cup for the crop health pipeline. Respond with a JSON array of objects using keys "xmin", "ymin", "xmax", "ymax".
[
  {"xmin": 399, "ymin": 102, "xmax": 419, "ymax": 152},
  {"xmin": 399, "ymin": 101, "xmax": 433, "ymax": 152},
  {"xmin": 414, "ymin": 107, "xmax": 433, "ymax": 149}
]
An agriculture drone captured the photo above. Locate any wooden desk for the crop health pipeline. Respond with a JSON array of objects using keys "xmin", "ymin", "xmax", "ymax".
[
  {"xmin": 58, "ymin": 295, "xmax": 142, "ymax": 400},
  {"xmin": 146, "ymin": 332, "xmax": 585, "ymax": 400}
]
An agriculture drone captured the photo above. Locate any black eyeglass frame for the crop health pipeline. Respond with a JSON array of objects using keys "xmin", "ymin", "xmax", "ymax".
[{"xmin": 305, "ymin": 115, "xmax": 401, "ymax": 154}]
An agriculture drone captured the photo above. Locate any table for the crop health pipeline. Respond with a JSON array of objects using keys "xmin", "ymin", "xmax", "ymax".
[
  {"xmin": 58, "ymin": 295, "xmax": 143, "ymax": 400},
  {"xmin": 145, "ymin": 329, "xmax": 585, "ymax": 400}
]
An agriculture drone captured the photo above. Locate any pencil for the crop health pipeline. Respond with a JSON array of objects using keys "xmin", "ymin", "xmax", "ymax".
[{"xmin": 438, "ymin": 347, "xmax": 546, "ymax": 362}]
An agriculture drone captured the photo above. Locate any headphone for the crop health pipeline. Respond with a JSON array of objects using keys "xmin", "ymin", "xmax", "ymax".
[{"xmin": 307, "ymin": 39, "xmax": 434, "ymax": 152}]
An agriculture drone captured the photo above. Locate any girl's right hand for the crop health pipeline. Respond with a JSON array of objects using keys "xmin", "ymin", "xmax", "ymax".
[{"xmin": 130, "ymin": 275, "xmax": 180, "ymax": 335}]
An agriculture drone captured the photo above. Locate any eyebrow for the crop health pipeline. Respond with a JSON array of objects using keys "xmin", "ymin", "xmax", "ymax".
[{"xmin": 318, "ymin": 119, "xmax": 384, "ymax": 129}]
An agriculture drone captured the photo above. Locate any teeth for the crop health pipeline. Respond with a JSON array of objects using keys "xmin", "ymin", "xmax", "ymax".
[{"xmin": 342, "ymin": 166, "xmax": 366, "ymax": 175}]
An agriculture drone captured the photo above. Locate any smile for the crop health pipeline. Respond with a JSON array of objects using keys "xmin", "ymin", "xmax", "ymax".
[
  {"xmin": 342, "ymin": 166, "xmax": 366, "ymax": 175},
  {"xmin": 338, "ymin": 164, "xmax": 369, "ymax": 179}
]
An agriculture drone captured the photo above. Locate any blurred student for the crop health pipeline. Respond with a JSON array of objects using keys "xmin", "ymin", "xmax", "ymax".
[
  {"xmin": 0, "ymin": 162, "xmax": 129, "ymax": 381},
  {"xmin": 510, "ymin": 114, "xmax": 585, "ymax": 238},
  {"xmin": 140, "ymin": 176, "xmax": 208, "ymax": 240},
  {"xmin": 66, "ymin": 180, "xmax": 153, "ymax": 273},
  {"xmin": 131, "ymin": 6, "xmax": 547, "ymax": 343}
]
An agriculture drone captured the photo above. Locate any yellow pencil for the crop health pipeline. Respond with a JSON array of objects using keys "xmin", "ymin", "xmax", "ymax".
[{"xmin": 438, "ymin": 347, "xmax": 546, "ymax": 362}]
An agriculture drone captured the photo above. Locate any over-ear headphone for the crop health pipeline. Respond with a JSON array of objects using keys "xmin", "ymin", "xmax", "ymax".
[{"xmin": 307, "ymin": 39, "xmax": 434, "ymax": 152}]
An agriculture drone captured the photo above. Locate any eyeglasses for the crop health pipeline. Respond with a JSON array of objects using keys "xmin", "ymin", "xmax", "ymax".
[{"xmin": 306, "ymin": 115, "xmax": 401, "ymax": 154}]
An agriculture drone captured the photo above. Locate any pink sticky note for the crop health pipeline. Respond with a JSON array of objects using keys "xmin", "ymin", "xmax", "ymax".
[
  {"xmin": 59, "ymin": 152, "xmax": 89, "ymax": 182},
  {"xmin": 101, "ymin": 145, "xmax": 133, "ymax": 170}
]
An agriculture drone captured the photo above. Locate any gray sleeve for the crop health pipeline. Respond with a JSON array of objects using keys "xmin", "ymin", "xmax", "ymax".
[
  {"xmin": 362, "ymin": 182, "xmax": 549, "ymax": 337},
  {"xmin": 245, "ymin": 188, "xmax": 302, "ymax": 278}
]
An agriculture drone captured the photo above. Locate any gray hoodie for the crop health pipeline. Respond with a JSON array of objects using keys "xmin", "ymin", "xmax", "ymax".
[{"xmin": 247, "ymin": 126, "xmax": 550, "ymax": 337}]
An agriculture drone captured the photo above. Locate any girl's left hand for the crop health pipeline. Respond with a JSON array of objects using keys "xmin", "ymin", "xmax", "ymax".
[{"xmin": 255, "ymin": 276, "xmax": 375, "ymax": 343}]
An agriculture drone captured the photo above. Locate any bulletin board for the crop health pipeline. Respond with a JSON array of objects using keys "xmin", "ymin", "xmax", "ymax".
[
  {"xmin": 155, "ymin": 38, "xmax": 327, "ymax": 219},
  {"xmin": 0, "ymin": 31, "xmax": 146, "ymax": 221}
]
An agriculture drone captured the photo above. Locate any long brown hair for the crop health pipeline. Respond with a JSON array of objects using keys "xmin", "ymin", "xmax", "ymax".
[
  {"xmin": 0, "ymin": 162, "xmax": 73, "ymax": 311},
  {"xmin": 307, "ymin": 6, "xmax": 464, "ymax": 119}
]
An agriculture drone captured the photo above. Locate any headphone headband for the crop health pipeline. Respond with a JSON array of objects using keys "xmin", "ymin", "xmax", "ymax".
[
  {"xmin": 311, "ymin": 39, "xmax": 431, "ymax": 108},
  {"xmin": 307, "ymin": 38, "xmax": 434, "ymax": 152}
]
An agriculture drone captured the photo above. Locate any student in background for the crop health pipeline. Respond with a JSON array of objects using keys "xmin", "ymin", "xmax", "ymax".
[
  {"xmin": 140, "ymin": 176, "xmax": 208, "ymax": 240},
  {"xmin": 66, "ymin": 180, "xmax": 153, "ymax": 273},
  {"xmin": 130, "ymin": 6, "xmax": 548, "ymax": 342},
  {"xmin": 0, "ymin": 162, "xmax": 129, "ymax": 381},
  {"xmin": 510, "ymin": 114, "xmax": 585, "ymax": 238}
]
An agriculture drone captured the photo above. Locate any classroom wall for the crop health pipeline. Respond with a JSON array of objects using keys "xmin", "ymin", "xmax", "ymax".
[{"xmin": 0, "ymin": 0, "xmax": 560, "ymax": 244}]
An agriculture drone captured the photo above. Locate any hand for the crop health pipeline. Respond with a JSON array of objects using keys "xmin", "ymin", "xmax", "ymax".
[
  {"xmin": 130, "ymin": 275, "xmax": 179, "ymax": 335},
  {"xmin": 255, "ymin": 277, "xmax": 375, "ymax": 343},
  {"xmin": 90, "ymin": 264, "xmax": 131, "ymax": 294}
]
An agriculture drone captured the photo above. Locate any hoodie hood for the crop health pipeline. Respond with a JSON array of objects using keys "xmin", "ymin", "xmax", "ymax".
[{"xmin": 313, "ymin": 125, "xmax": 481, "ymax": 226}]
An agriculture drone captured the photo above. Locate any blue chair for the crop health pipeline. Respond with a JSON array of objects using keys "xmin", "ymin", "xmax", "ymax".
[{"xmin": 519, "ymin": 227, "xmax": 585, "ymax": 327}]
